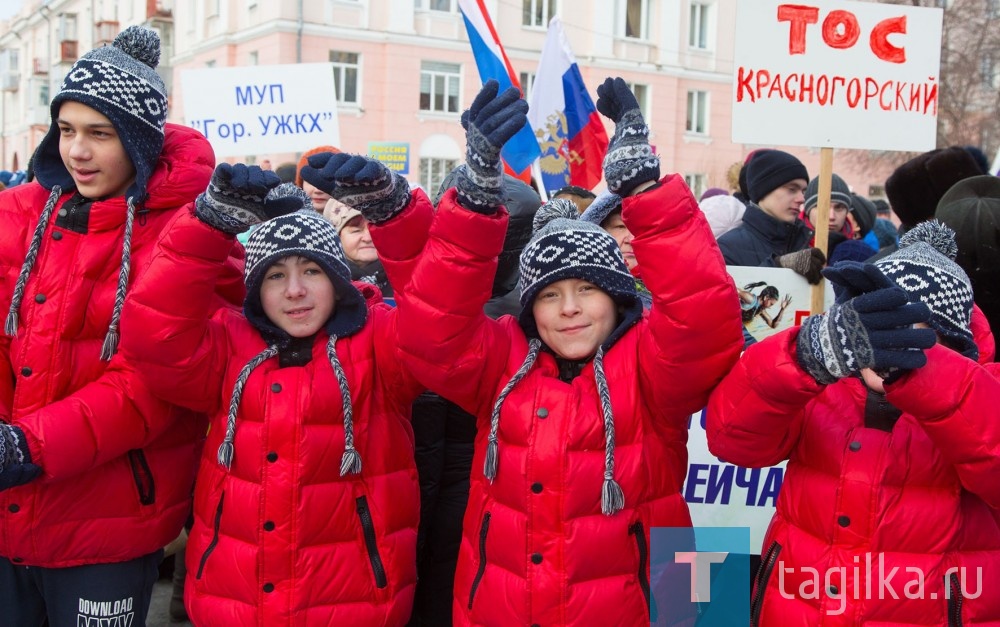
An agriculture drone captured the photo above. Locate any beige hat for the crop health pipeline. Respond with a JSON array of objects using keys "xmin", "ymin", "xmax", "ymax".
[{"xmin": 323, "ymin": 198, "xmax": 363, "ymax": 233}]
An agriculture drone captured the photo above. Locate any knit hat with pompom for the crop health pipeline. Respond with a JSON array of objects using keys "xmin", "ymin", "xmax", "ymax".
[{"xmin": 874, "ymin": 220, "xmax": 977, "ymax": 360}]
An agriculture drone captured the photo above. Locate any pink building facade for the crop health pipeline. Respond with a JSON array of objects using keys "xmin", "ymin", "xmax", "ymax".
[{"xmin": 0, "ymin": 0, "xmax": 897, "ymax": 198}]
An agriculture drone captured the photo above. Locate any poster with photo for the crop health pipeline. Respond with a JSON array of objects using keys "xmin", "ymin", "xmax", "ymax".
[{"xmin": 727, "ymin": 265, "xmax": 834, "ymax": 347}]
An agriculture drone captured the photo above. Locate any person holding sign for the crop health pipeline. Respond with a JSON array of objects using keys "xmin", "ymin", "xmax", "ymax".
[
  {"xmin": 708, "ymin": 223, "xmax": 1000, "ymax": 625},
  {"xmin": 118, "ymin": 167, "xmax": 427, "ymax": 625},
  {"xmin": 0, "ymin": 26, "xmax": 244, "ymax": 625},
  {"xmin": 717, "ymin": 149, "xmax": 827, "ymax": 284},
  {"xmin": 321, "ymin": 78, "xmax": 742, "ymax": 625}
]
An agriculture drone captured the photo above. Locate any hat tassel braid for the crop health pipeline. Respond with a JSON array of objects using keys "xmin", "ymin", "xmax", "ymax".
[
  {"xmin": 218, "ymin": 345, "xmax": 278, "ymax": 470},
  {"xmin": 326, "ymin": 335, "xmax": 362, "ymax": 476},
  {"xmin": 484, "ymin": 339, "xmax": 541, "ymax": 482},
  {"xmin": 100, "ymin": 197, "xmax": 136, "ymax": 361},
  {"xmin": 593, "ymin": 346, "xmax": 624, "ymax": 516},
  {"xmin": 5, "ymin": 186, "xmax": 61, "ymax": 337}
]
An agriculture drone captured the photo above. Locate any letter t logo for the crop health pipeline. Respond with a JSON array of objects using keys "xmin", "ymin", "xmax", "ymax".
[{"xmin": 675, "ymin": 551, "xmax": 729, "ymax": 602}]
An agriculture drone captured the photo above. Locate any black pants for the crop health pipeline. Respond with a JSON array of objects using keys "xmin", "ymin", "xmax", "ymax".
[{"xmin": 0, "ymin": 549, "xmax": 162, "ymax": 627}]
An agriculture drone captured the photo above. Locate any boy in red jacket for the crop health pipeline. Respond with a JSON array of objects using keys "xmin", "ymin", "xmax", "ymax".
[
  {"xmin": 0, "ymin": 26, "xmax": 241, "ymax": 625},
  {"xmin": 302, "ymin": 79, "xmax": 743, "ymax": 626},
  {"xmin": 708, "ymin": 223, "xmax": 1000, "ymax": 625}
]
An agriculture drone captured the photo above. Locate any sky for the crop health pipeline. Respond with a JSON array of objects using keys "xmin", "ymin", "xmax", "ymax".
[{"xmin": 0, "ymin": 0, "xmax": 21, "ymax": 22}]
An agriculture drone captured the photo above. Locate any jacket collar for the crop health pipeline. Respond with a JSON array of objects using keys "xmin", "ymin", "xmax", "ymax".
[{"xmin": 742, "ymin": 203, "xmax": 812, "ymax": 247}]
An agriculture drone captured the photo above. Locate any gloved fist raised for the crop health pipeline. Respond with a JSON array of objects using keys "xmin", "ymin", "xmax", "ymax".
[
  {"xmin": 195, "ymin": 164, "xmax": 303, "ymax": 234},
  {"xmin": 455, "ymin": 79, "xmax": 529, "ymax": 213},
  {"xmin": 777, "ymin": 247, "xmax": 826, "ymax": 285},
  {"xmin": 596, "ymin": 77, "xmax": 660, "ymax": 197},
  {"xmin": 796, "ymin": 278, "xmax": 936, "ymax": 385},
  {"xmin": 0, "ymin": 423, "xmax": 41, "ymax": 492},
  {"xmin": 301, "ymin": 153, "xmax": 411, "ymax": 224}
]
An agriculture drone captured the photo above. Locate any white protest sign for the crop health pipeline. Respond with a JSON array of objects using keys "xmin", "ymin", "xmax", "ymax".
[
  {"xmin": 733, "ymin": 0, "xmax": 942, "ymax": 151},
  {"xmin": 180, "ymin": 63, "xmax": 341, "ymax": 157},
  {"xmin": 685, "ymin": 266, "xmax": 831, "ymax": 550}
]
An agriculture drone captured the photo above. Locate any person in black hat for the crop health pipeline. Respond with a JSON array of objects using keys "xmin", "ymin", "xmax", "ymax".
[
  {"xmin": 717, "ymin": 149, "xmax": 826, "ymax": 284},
  {"xmin": 0, "ymin": 26, "xmax": 243, "ymax": 625}
]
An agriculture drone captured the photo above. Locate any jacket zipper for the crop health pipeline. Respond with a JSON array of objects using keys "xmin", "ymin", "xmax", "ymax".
[
  {"xmin": 356, "ymin": 496, "xmax": 388, "ymax": 589},
  {"xmin": 196, "ymin": 492, "xmax": 225, "ymax": 579},
  {"xmin": 629, "ymin": 521, "xmax": 658, "ymax": 621},
  {"xmin": 948, "ymin": 572, "xmax": 964, "ymax": 627},
  {"xmin": 751, "ymin": 541, "xmax": 782, "ymax": 627},
  {"xmin": 127, "ymin": 449, "xmax": 156, "ymax": 505},
  {"xmin": 468, "ymin": 511, "xmax": 491, "ymax": 610}
]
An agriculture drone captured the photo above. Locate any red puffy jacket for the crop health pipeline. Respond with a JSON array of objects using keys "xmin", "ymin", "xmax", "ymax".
[
  {"xmin": 0, "ymin": 124, "xmax": 242, "ymax": 568},
  {"xmin": 708, "ymin": 315, "xmax": 1000, "ymax": 626},
  {"xmin": 119, "ymin": 203, "xmax": 432, "ymax": 626},
  {"xmin": 374, "ymin": 177, "xmax": 743, "ymax": 626}
]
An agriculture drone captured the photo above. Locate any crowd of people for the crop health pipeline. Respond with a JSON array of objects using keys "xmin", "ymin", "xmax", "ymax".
[{"xmin": 0, "ymin": 25, "xmax": 998, "ymax": 627}]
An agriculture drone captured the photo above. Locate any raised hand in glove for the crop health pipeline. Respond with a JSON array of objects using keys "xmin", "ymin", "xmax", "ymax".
[
  {"xmin": 195, "ymin": 163, "xmax": 304, "ymax": 234},
  {"xmin": 301, "ymin": 152, "xmax": 411, "ymax": 224},
  {"xmin": 0, "ymin": 423, "xmax": 41, "ymax": 492},
  {"xmin": 454, "ymin": 79, "xmax": 529, "ymax": 213},
  {"xmin": 777, "ymin": 247, "xmax": 826, "ymax": 284},
  {"xmin": 796, "ymin": 263, "xmax": 936, "ymax": 385},
  {"xmin": 595, "ymin": 77, "xmax": 660, "ymax": 197}
]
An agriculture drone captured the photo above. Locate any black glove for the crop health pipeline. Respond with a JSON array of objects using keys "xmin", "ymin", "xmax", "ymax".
[
  {"xmin": 455, "ymin": 79, "xmax": 529, "ymax": 213},
  {"xmin": 195, "ymin": 164, "xmax": 304, "ymax": 234},
  {"xmin": 0, "ymin": 423, "xmax": 41, "ymax": 492},
  {"xmin": 595, "ymin": 77, "xmax": 660, "ymax": 196},
  {"xmin": 796, "ymin": 265, "xmax": 936, "ymax": 384},
  {"xmin": 301, "ymin": 153, "xmax": 411, "ymax": 224},
  {"xmin": 777, "ymin": 247, "xmax": 826, "ymax": 284}
]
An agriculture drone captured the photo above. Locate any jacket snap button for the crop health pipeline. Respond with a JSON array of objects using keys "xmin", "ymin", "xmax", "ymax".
[
  {"xmin": 20, "ymin": 367, "xmax": 31, "ymax": 377},
  {"xmin": 52, "ymin": 231, "xmax": 63, "ymax": 241},
  {"xmin": 266, "ymin": 451, "xmax": 278, "ymax": 463},
  {"xmin": 531, "ymin": 553, "xmax": 543, "ymax": 564},
  {"xmin": 263, "ymin": 583, "xmax": 274, "ymax": 593},
  {"xmin": 849, "ymin": 441, "xmax": 861, "ymax": 452},
  {"xmin": 263, "ymin": 521, "xmax": 275, "ymax": 531},
  {"xmin": 271, "ymin": 383, "xmax": 282, "ymax": 393},
  {"xmin": 34, "ymin": 294, "xmax": 46, "ymax": 304},
  {"xmin": 536, "ymin": 408, "xmax": 548, "ymax": 418},
  {"xmin": 8, "ymin": 504, "xmax": 20, "ymax": 513},
  {"xmin": 531, "ymin": 482, "xmax": 542, "ymax": 494},
  {"xmin": 837, "ymin": 515, "xmax": 850, "ymax": 527}
]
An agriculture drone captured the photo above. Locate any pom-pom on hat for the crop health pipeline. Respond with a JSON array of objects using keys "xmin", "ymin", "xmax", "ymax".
[
  {"xmin": 33, "ymin": 25, "xmax": 168, "ymax": 204},
  {"xmin": 874, "ymin": 220, "xmax": 977, "ymax": 360}
]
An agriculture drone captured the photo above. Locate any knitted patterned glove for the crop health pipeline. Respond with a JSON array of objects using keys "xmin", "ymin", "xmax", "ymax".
[
  {"xmin": 195, "ymin": 164, "xmax": 303, "ymax": 234},
  {"xmin": 777, "ymin": 247, "xmax": 827, "ymax": 284},
  {"xmin": 796, "ymin": 286, "xmax": 935, "ymax": 385},
  {"xmin": 301, "ymin": 153, "xmax": 411, "ymax": 224},
  {"xmin": 596, "ymin": 77, "xmax": 660, "ymax": 196},
  {"xmin": 0, "ymin": 423, "xmax": 41, "ymax": 492},
  {"xmin": 455, "ymin": 80, "xmax": 530, "ymax": 213}
]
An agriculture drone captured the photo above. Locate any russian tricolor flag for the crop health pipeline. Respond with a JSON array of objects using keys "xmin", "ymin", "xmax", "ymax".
[
  {"xmin": 528, "ymin": 17, "xmax": 608, "ymax": 195},
  {"xmin": 458, "ymin": 0, "xmax": 541, "ymax": 177}
]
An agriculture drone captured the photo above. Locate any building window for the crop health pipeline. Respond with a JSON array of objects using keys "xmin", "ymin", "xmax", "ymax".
[
  {"xmin": 205, "ymin": 0, "xmax": 220, "ymax": 16},
  {"xmin": 38, "ymin": 80, "xmax": 49, "ymax": 107},
  {"xmin": 624, "ymin": 82, "xmax": 649, "ymax": 120},
  {"xmin": 420, "ymin": 157, "xmax": 458, "ymax": 194},
  {"xmin": 686, "ymin": 90, "xmax": 709, "ymax": 134},
  {"xmin": 689, "ymin": 3, "xmax": 710, "ymax": 49},
  {"xmin": 989, "ymin": 0, "xmax": 1000, "ymax": 18},
  {"xmin": 523, "ymin": 0, "xmax": 557, "ymax": 27},
  {"xmin": 248, "ymin": 51, "xmax": 258, "ymax": 66},
  {"xmin": 622, "ymin": 0, "xmax": 649, "ymax": 39},
  {"xmin": 414, "ymin": 0, "xmax": 457, "ymax": 11},
  {"xmin": 519, "ymin": 71, "xmax": 536, "ymax": 101},
  {"xmin": 684, "ymin": 173, "xmax": 707, "ymax": 200},
  {"xmin": 420, "ymin": 61, "xmax": 461, "ymax": 113},
  {"xmin": 330, "ymin": 51, "xmax": 360, "ymax": 104},
  {"xmin": 205, "ymin": 60, "xmax": 216, "ymax": 68},
  {"xmin": 58, "ymin": 13, "xmax": 78, "ymax": 42}
]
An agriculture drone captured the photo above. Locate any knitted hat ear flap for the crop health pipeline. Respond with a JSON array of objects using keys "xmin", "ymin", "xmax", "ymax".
[{"xmin": 218, "ymin": 345, "xmax": 279, "ymax": 470}]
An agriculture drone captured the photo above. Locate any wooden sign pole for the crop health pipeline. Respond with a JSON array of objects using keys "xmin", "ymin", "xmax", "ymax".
[{"xmin": 810, "ymin": 147, "xmax": 833, "ymax": 315}]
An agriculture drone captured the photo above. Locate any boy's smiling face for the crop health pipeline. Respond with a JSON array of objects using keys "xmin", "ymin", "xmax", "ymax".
[
  {"xmin": 57, "ymin": 101, "xmax": 136, "ymax": 199},
  {"xmin": 260, "ymin": 255, "xmax": 336, "ymax": 338}
]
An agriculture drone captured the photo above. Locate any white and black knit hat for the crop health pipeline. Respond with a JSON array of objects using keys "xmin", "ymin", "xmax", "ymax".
[
  {"xmin": 243, "ymin": 207, "xmax": 367, "ymax": 343},
  {"xmin": 874, "ymin": 220, "xmax": 977, "ymax": 360},
  {"xmin": 219, "ymin": 205, "xmax": 369, "ymax": 476},
  {"xmin": 34, "ymin": 26, "xmax": 168, "ymax": 204}
]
